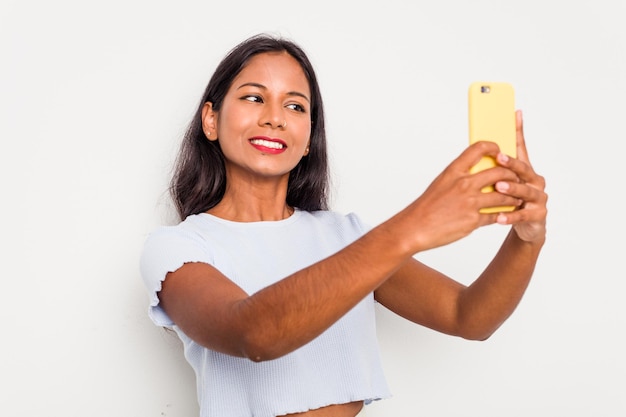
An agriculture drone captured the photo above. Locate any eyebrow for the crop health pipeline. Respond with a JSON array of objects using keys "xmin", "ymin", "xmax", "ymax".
[{"xmin": 236, "ymin": 82, "xmax": 310, "ymax": 103}]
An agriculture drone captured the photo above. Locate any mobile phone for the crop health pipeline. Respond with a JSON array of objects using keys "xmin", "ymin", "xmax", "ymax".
[{"xmin": 468, "ymin": 81, "xmax": 517, "ymax": 213}]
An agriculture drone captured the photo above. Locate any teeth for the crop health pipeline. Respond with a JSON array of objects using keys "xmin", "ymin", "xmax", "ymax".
[{"xmin": 250, "ymin": 139, "xmax": 284, "ymax": 149}]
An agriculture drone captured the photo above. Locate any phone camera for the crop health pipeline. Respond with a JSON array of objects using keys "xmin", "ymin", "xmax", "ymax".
[{"xmin": 480, "ymin": 86, "xmax": 491, "ymax": 93}]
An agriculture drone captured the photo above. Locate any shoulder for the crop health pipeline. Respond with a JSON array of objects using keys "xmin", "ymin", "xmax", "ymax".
[
  {"xmin": 141, "ymin": 215, "xmax": 214, "ymax": 259},
  {"xmin": 140, "ymin": 215, "xmax": 218, "ymax": 291}
]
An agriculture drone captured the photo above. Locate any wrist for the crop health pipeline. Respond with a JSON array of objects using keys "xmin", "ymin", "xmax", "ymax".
[{"xmin": 511, "ymin": 226, "xmax": 546, "ymax": 249}]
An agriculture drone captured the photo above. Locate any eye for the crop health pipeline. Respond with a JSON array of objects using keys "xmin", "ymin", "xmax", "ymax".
[
  {"xmin": 286, "ymin": 103, "xmax": 306, "ymax": 113},
  {"xmin": 242, "ymin": 94, "xmax": 263, "ymax": 103}
]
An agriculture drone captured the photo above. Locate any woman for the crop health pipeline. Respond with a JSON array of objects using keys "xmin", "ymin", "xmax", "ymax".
[{"xmin": 140, "ymin": 33, "xmax": 547, "ymax": 417}]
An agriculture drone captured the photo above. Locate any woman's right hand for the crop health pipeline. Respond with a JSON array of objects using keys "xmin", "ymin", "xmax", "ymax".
[{"xmin": 392, "ymin": 140, "xmax": 521, "ymax": 253}]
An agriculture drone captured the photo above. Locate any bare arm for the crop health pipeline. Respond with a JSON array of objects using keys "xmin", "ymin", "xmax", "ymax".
[
  {"xmin": 159, "ymin": 111, "xmax": 546, "ymax": 361},
  {"xmin": 160, "ymin": 222, "xmax": 410, "ymax": 362},
  {"xmin": 375, "ymin": 230, "xmax": 543, "ymax": 340},
  {"xmin": 376, "ymin": 110, "xmax": 547, "ymax": 339}
]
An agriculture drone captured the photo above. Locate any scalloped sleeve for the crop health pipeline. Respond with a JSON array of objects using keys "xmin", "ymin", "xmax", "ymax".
[{"xmin": 139, "ymin": 226, "xmax": 213, "ymax": 327}]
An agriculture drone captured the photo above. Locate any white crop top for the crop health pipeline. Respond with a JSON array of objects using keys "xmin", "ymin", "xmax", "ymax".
[{"xmin": 140, "ymin": 209, "xmax": 391, "ymax": 417}]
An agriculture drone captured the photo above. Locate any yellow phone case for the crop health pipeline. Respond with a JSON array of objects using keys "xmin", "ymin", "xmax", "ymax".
[{"xmin": 468, "ymin": 81, "xmax": 517, "ymax": 213}]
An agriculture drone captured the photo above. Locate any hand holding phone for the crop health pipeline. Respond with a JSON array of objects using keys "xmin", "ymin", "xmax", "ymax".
[{"xmin": 468, "ymin": 81, "xmax": 517, "ymax": 213}]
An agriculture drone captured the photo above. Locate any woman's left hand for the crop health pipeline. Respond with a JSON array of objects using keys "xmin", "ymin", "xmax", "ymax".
[{"xmin": 492, "ymin": 110, "xmax": 548, "ymax": 243}]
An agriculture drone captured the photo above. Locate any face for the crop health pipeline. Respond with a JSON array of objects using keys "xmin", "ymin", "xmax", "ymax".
[{"xmin": 202, "ymin": 52, "xmax": 312, "ymax": 182}]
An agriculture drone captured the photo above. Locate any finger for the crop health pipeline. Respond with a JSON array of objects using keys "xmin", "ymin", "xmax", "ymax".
[
  {"xmin": 458, "ymin": 140, "xmax": 501, "ymax": 173},
  {"xmin": 496, "ymin": 151, "xmax": 544, "ymax": 189},
  {"xmin": 478, "ymin": 191, "xmax": 522, "ymax": 212},
  {"xmin": 495, "ymin": 180, "xmax": 536, "ymax": 203},
  {"xmin": 495, "ymin": 202, "xmax": 548, "ymax": 227},
  {"xmin": 515, "ymin": 109, "xmax": 531, "ymax": 165},
  {"xmin": 495, "ymin": 178, "xmax": 547, "ymax": 208},
  {"xmin": 474, "ymin": 164, "xmax": 520, "ymax": 190}
]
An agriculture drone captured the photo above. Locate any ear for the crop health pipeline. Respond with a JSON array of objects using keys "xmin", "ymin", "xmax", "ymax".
[
  {"xmin": 303, "ymin": 140, "xmax": 311, "ymax": 156},
  {"xmin": 201, "ymin": 102, "xmax": 218, "ymax": 141}
]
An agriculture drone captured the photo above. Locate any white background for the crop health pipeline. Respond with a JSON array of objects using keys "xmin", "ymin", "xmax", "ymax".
[{"xmin": 2, "ymin": 1, "xmax": 624, "ymax": 416}]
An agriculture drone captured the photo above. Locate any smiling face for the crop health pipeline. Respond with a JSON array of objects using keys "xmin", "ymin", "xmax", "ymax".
[{"xmin": 202, "ymin": 52, "xmax": 312, "ymax": 183}]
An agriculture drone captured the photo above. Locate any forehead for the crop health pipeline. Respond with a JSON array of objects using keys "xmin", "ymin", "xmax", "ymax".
[{"xmin": 232, "ymin": 52, "xmax": 310, "ymax": 95}]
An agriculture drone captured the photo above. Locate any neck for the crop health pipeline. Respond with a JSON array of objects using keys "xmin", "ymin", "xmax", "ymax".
[
  {"xmin": 207, "ymin": 176, "xmax": 293, "ymax": 222},
  {"xmin": 208, "ymin": 200, "xmax": 294, "ymax": 222}
]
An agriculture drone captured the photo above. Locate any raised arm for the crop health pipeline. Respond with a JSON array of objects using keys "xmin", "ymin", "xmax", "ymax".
[
  {"xmin": 375, "ymin": 110, "xmax": 547, "ymax": 339},
  {"xmin": 158, "ymin": 111, "xmax": 546, "ymax": 361},
  {"xmin": 159, "ymin": 224, "xmax": 410, "ymax": 362}
]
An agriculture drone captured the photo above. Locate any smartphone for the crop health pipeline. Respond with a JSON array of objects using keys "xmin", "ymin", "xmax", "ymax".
[{"xmin": 468, "ymin": 81, "xmax": 517, "ymax": 213}]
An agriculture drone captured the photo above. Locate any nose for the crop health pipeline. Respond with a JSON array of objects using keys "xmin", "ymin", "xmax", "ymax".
[{"xmin": 260, "ymin": 102, "xmax": 286, "ymax": 129}]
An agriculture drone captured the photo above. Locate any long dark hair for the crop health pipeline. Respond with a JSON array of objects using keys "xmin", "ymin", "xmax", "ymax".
[{"xmin": 170, "ymin": 34, "xmax": 330, "ymax": 220}]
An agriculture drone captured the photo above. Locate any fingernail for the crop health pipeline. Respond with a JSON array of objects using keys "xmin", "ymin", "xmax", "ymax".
[
  {"xmin": 498, "ymin": 153, "xmax": 509, "ymax": 164},
  {"xmin": 495, "ymin": 181, "xmax": 509, "ymax": 192}
]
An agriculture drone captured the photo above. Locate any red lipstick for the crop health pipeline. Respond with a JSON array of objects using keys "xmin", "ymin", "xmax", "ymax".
[{"xmin": 249, "ymin": 136, "xmax": 287, "ymax": 154}]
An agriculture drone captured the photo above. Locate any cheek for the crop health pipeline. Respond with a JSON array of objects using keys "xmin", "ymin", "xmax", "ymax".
[
  {"xmin": 218, "ymin": 112, "xmax": 246, "ymax": 140},
  {"xmin": 298, "ymin": 123, "xmax": 312, "ymax": 147}
]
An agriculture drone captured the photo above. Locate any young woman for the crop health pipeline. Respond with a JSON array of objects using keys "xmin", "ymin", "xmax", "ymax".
[{"xmin": 140, "ymin": 34, "xmax": 547, "ymax": 417}]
